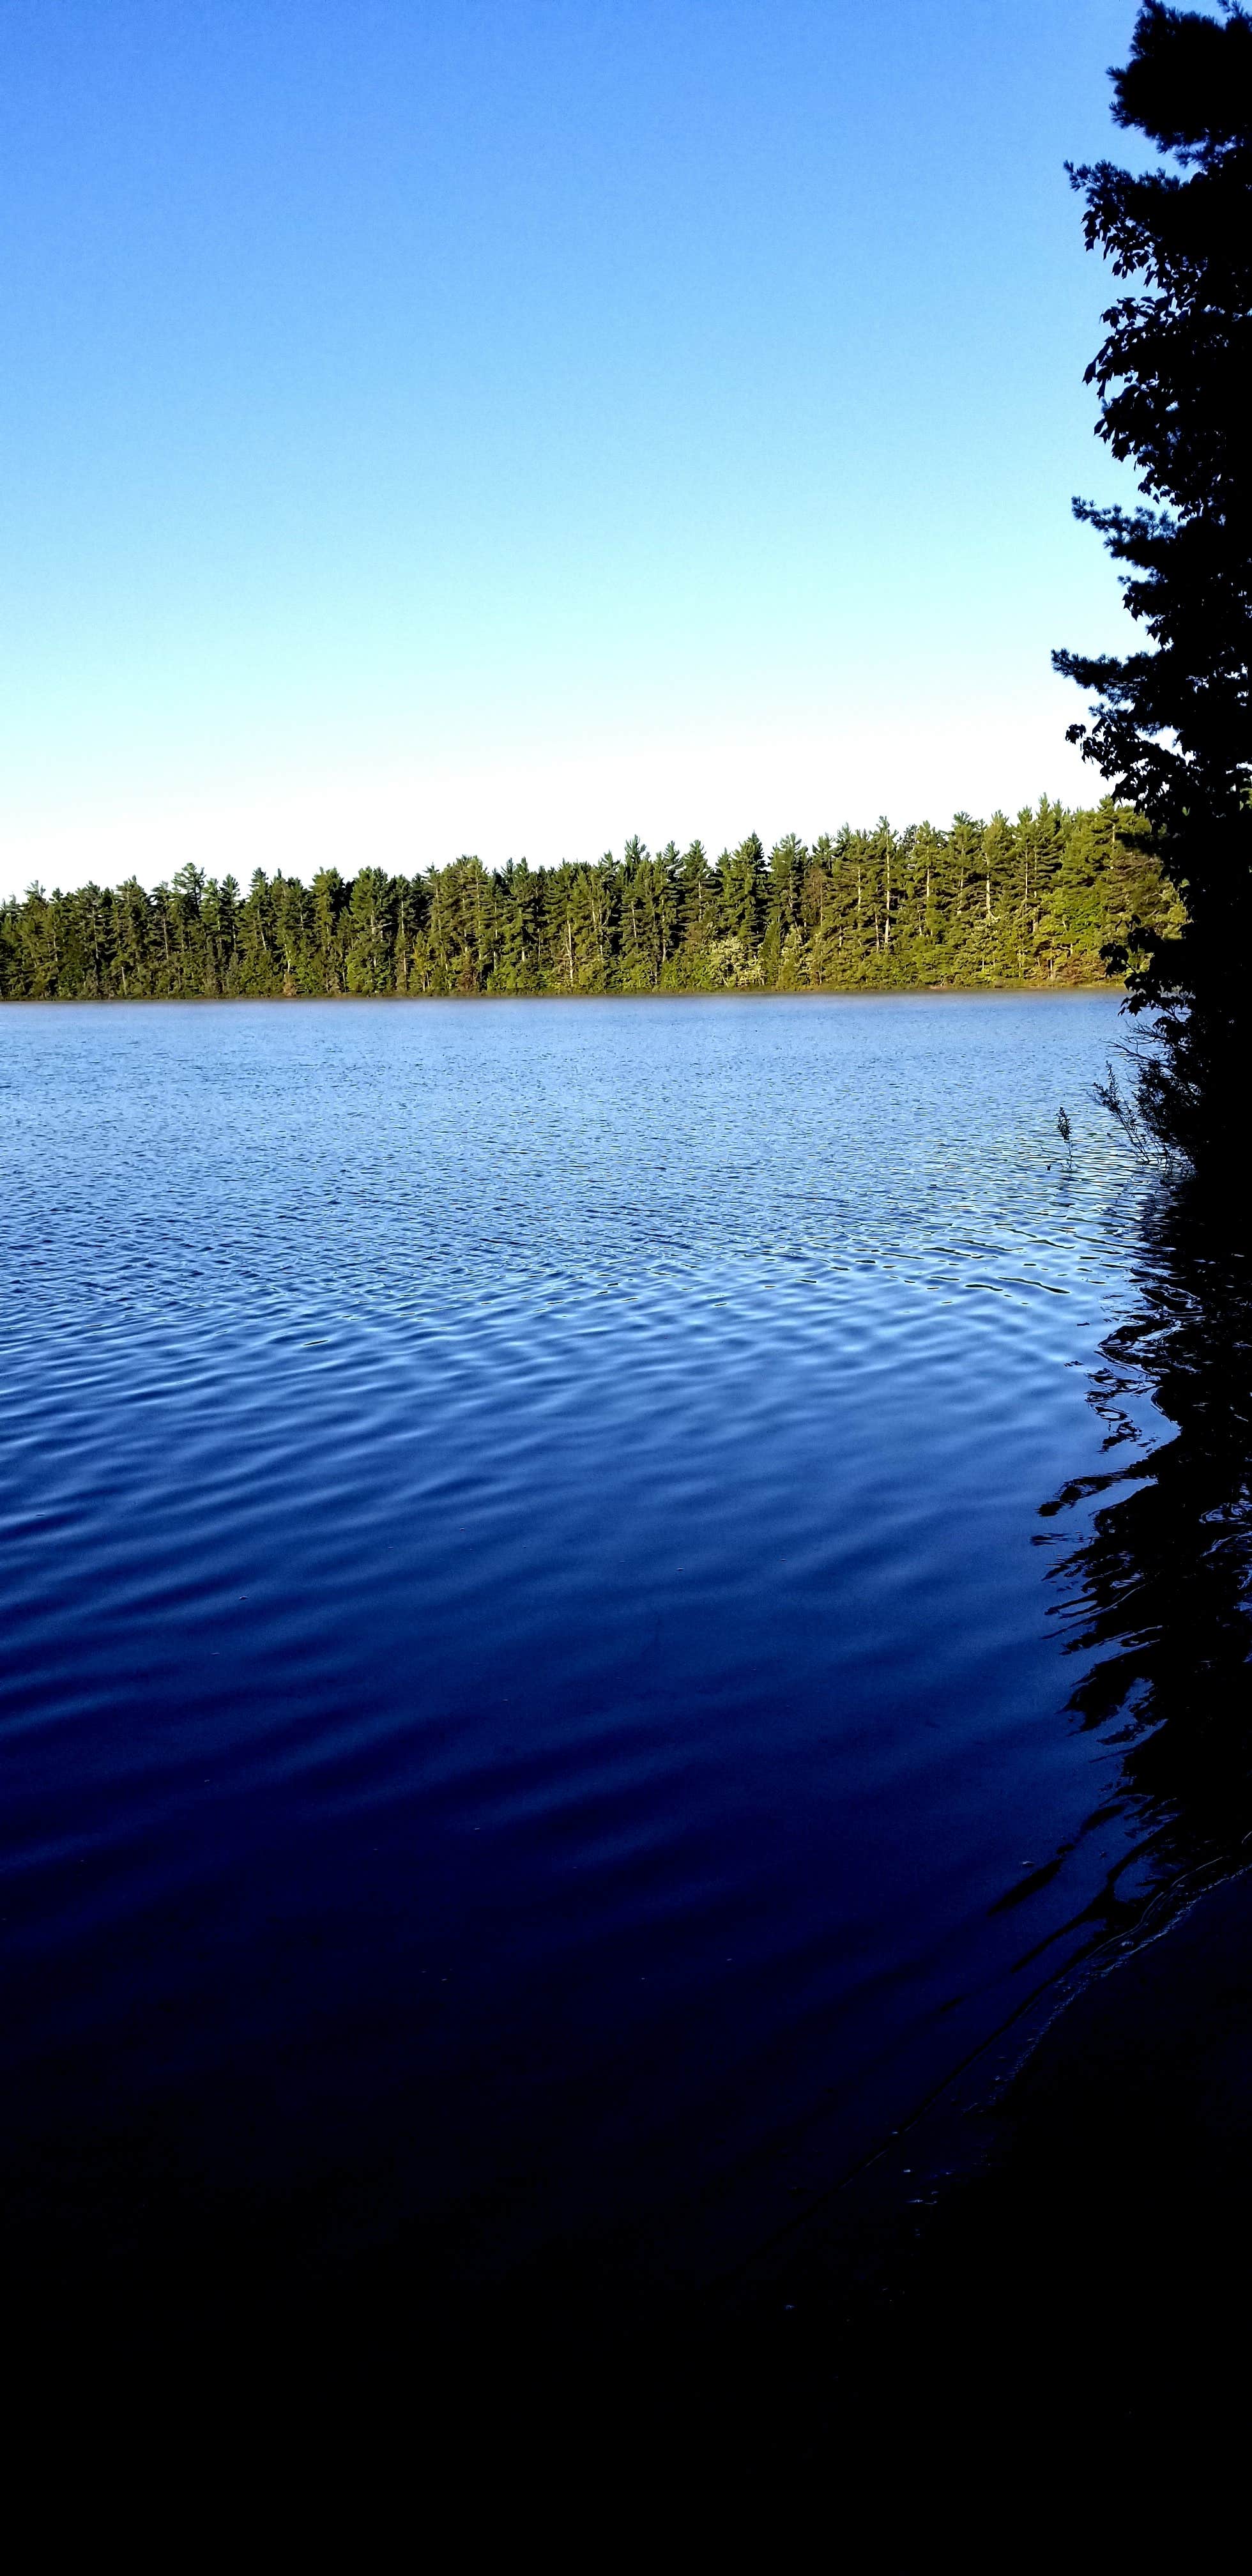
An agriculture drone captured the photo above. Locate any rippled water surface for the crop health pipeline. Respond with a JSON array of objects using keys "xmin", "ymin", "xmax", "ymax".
[{"xmin": 1, "ymin": 995, "xmax": 1170, "ymax": 2305}]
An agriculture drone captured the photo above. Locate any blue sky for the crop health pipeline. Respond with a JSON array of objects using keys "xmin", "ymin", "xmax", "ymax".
[{"xmin": 0, "ymin": 1, "xmax": 1157, "ymax": 893}]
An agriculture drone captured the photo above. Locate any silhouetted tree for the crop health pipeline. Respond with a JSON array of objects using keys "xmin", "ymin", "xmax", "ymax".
[{"xmin": 1055, "ymin": 2, "xmax": 1252, "ymax": 1165}]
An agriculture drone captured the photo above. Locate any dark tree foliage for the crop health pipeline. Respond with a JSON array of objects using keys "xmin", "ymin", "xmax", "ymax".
[
  {"xmin": 1055, "ymin": 2, "xmax": 1252, "ymax": 1163},
  {"xmin": 0, "ymin": 803, "xmax": 1176, "ymax": 1000}
]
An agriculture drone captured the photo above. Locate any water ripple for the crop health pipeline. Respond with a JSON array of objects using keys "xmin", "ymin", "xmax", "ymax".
[{"xmin": 0, "ymin": 993, "xmax": 1161, "ymax": 2297}]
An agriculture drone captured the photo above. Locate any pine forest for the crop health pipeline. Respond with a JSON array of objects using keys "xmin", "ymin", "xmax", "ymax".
[{"xmin": 0, "ymin": 799, "xmax": 1180, "ymax": 1001}]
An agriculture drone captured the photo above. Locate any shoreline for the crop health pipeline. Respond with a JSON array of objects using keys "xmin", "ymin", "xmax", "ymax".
[
  {"xmin": 0, "ymin": 977, "xmax": 1124, "ymax": 1006},
  {"xmin": 695, "ymin": 1851, "xmax": 1252, "ymax": 2524}
]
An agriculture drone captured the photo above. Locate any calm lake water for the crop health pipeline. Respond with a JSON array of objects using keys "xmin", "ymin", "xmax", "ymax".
[{"xmin": 0, "ymin": 993, "xmax": 1223, "ymax": 2320}]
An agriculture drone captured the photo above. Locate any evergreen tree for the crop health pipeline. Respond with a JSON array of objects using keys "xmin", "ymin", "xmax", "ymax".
[{"xmin": 1055, "ymin": 1, "xmax": 1252, "ymax": 1164}]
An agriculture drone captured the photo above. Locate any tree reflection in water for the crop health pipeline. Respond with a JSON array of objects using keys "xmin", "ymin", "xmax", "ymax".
[{"xmin": 1041, "ymin": 1180, "xmax": 1252, "ymax": 1938}]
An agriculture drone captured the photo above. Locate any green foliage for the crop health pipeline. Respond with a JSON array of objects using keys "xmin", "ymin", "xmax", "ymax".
[{"xmin": 0, "ymin": 802, "xmax": 1177, "ymax": 1002}]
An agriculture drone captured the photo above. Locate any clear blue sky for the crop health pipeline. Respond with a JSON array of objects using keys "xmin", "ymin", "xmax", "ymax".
[{"xmin": 0, "ymin": 1, "xmax": 1160, "ymax": 893}]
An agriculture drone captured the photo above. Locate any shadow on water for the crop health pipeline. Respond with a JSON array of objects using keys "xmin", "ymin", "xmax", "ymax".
[
  {"xmin": 1040, "ymin": 1176, "xmax": 1252, "ymax": 1921},
  {"xmin": 675, "ymin": 1179, "xmax": 1252, "ymax": 2538},
  {"xmin": 809, "ymin": 1177, "xmax": 1252, "ymax": 2542},
  {"xmin": 741, "ymin": 1172, "xmax": 1252, "ymax": 2249}
]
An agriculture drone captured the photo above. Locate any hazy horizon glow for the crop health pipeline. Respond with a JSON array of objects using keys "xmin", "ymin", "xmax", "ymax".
[{"xmin": 1, "ymin": 1, "xmax": 1155, "ymax": 896}]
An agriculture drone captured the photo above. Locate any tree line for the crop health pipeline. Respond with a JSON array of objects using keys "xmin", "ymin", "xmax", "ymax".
[{"xmin": 0, "ymin": 799, "xmax": 1179, "ymax": 1001}]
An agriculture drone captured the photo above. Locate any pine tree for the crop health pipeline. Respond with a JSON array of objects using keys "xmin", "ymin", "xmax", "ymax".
[{"xmin": 1055, "ymin": 1, "xmax": 1252, "ymax": 1163}]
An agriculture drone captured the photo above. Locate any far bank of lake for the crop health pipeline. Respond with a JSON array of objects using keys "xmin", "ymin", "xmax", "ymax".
[{"xmin": 0, "ymin": 798, "xmax": 1179, "ymax": 1000}]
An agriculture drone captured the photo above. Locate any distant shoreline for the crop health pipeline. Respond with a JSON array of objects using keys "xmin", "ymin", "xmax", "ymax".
[
  {"xmin": 0, "ymin": 977, "xmax": 1126, "ymax": 1006},
  {"xmin": 0, "ymin": 802, "xmax": 1179, "ymax": 1002}
]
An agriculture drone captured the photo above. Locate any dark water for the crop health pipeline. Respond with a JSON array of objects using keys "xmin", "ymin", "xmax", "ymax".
[{"xmin": 1, "ymin": 994, "xmax": 1245, "ymax": 2324}]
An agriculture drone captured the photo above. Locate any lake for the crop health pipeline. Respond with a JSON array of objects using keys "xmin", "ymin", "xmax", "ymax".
[{"xmin": 0, "ymin": 992, "xmax": 1222, "ymax": 2329}]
